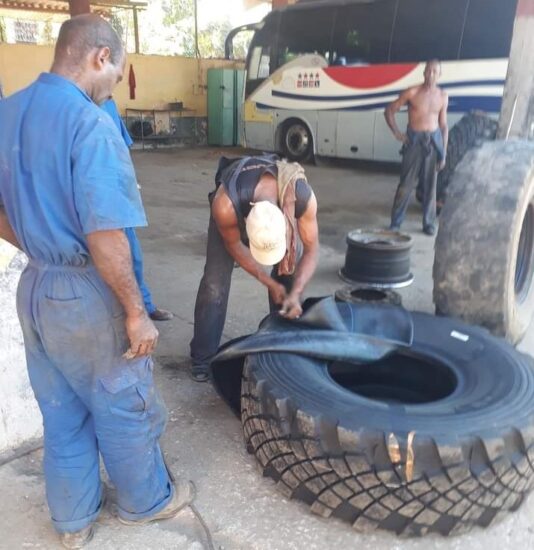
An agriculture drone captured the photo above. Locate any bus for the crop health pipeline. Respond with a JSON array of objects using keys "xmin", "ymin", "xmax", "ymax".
[{"xmin": 226, "ymin": 0, "xmax": 517, "ymax": 163}]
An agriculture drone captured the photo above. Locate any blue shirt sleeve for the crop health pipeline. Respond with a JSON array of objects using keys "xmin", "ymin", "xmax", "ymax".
[
  {"xmin": 101, "ymin": 99, "xmax": 133, "ymax": 148},
  {"xmin": 71, "ymin": 109, "xmax": 147, "ymax": 234}
]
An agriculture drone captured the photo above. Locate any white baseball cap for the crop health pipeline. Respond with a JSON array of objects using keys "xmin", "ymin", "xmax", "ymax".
[{"xmin": 246, "ymin": 201, "xmax": 287, "ymax": 266}]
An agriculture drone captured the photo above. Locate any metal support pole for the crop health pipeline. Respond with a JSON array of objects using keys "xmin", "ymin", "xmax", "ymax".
[
  {"xmin": 69, "ymin": 0, "xmax": 91, "ymax": 16},
  {"xmin": 133, "ymin": 7, "xmax": 140, "ymax": 54},
  {"xmin": 497, "ymin": 0, "xmax": 534, "ymax": 140},
  {"xmin": 194, "ymin": 0, "xmax": 200, "ymax": 58}
]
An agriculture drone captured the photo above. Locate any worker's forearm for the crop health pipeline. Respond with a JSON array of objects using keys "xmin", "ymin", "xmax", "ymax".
[
  {"xmin": 0, "ymin": 208, "xmax": 22, "ymax": 250},
  {"xmin": 441, "ymin": 125, "xmax": 449, "ymax": 157},
  {"xmin": 226, "ymin": 241, "xmax": 274, "ymax": 288},
  {"xmin": 384, "ymin": 109, "xmax": 403, "ymax": 140},
  {"xmin": 290, "ymin": 246, "xmax": 319, "ymax": 297},
  {"xmin": 86, "ymin": 230, "xmax": 145, "ymax": 318}
]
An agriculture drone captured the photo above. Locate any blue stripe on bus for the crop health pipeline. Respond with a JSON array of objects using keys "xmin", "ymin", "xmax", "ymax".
[
  {"xmin": 256, "ymin": 95, "xmax": 502, "ymax": 113},
  {"xmin": 271, "ymin": 80, "xmax": 505, "ymax": 103}
]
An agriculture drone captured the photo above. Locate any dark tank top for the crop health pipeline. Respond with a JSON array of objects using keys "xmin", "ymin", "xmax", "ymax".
[{"xmin": 214, "ymin": 155, "xmax": 312, "ymax": 230}]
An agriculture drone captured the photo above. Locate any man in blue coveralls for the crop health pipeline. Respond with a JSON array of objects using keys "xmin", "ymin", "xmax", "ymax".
[
  {"xmin": 101, "ymin": 98, "xmax": 173, "ymax": 322},
  {"xmin": 0, "ymin": 15, "xmax": 194, "ymax": 549}
]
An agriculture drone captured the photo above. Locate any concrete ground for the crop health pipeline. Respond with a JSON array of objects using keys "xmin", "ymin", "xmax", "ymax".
[{"xmin": 1, "ymin": 147, "xmax": 534, "ymax": 549}]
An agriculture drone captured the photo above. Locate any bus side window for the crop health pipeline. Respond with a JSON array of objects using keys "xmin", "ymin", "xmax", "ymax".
[
  {"xmin": 249, "ymin": 46, "xmax": 271, "ymax": 80},
  {"xmin": 390, "ymin": 0, "xmax": 468, "ymax": 63},
  {"xmin": 459, "ymin": 0, "xmax": 517, "ymax": 60},
  {"xmin": 276, "ymin": 7, "xmax": 335, "ymax": 68},
  {"xmin": 331, "ymin": 1, "xmax": 396, "ymax": 66}
]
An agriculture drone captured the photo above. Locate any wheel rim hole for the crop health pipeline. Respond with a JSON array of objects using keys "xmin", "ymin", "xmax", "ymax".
[
  {"xmin": 351, "ymin": 289, "xmax": 387, "ymax": 302},
  {"xmin": 328, "ymin": 354, "xmax": 457, "ymax": 405},
  {"xmin": 515, "ymin": 204, "xmax": 534, "ymax": 302}
]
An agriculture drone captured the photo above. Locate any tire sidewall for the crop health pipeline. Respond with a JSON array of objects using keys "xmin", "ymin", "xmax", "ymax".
[{"xmin": 507, "ymin": 168, "xmax": 534, "ymax": 340}]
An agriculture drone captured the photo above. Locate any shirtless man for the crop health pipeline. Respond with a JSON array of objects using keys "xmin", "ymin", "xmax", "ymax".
[
  {"xmin": 385, "ymin": 59, "xmax": 449, "ymax": 235},
  {"xmin": 189, "ymin": 155, "xmax": 319, "ymax": 382}
]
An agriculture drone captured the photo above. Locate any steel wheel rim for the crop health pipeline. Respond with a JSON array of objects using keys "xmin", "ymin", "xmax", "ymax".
[{"xmin": 285, "ymin": 124, "xmax": 309, "ymax": 157}]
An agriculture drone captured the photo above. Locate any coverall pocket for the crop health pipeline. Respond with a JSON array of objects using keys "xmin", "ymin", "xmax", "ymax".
[
  {"xmin": 100, "ymin": 357, "xmax": 154, "ymax": 421},
  {"xmin": 40, "ymin": 295, "xmax": 113, "ymax": 365}
]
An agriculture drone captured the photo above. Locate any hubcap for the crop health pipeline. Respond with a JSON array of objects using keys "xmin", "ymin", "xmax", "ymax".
[{"xmin": 285, "ymin": 124, "xmax": 309, "ymax": 158}]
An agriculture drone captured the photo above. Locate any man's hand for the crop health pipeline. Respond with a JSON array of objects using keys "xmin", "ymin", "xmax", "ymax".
[
  {"xmin": 268, "ymin": 280, "xmax": 287, "ymax": 307},
  {"xmin": 124, "ymin": 312, "xmax": 159, "ymax": 359},
  {"xmin": 279, "ymin": 293, "xmax": 303, "ymax": 320},
  {"xmin": 396, "ymin": 132, "xmax": 409, "ymax": 144},
  {"xmin": 437, "ymin": 158, "xmax": 447, "ymax": 172}
]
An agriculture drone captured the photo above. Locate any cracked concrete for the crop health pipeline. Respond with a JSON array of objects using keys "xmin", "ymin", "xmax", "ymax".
[{"xmin": 1, "ymin": 147, "xmax": 533, "ymax": 549}]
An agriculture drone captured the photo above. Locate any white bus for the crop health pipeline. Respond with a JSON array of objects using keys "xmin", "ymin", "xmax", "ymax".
[{"xmin": 227, "ymin": 0, "xmax": 517, "ymax": 163}]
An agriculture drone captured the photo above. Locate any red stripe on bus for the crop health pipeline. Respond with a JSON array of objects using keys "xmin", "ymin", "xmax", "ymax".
[
  {"xmin": 324, "ymin": 64, "xmax": 418, "ymax": 89},
  {"xmin": 517, "ymin": 0, "xmax": 534, "ymax": 17}
]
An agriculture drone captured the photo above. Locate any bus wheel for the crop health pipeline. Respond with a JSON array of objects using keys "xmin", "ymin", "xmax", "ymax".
[
  {"xmin": 282, "ymin": 120, "xmax": 313, "ymax": 162},
  {"xmin": 434, "ymin": 140, "xmax": 534, "ymax": 343}
]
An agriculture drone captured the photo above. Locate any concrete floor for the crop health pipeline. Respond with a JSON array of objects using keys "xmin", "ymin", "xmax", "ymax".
[{"xmin": 1, "ymin": 147, "xmax": 534, "ymax": 549}]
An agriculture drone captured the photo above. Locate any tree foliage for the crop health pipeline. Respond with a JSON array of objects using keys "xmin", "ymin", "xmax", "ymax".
[{"xmin": 161, "ymin": 0, "xmax": 251, "ymax": 58}]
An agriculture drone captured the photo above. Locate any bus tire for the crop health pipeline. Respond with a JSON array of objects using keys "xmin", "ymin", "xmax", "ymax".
[
  {"xmin": 281, "ymin": 119, "xmax": 313, "ymax": 163},
  {"xmin": 415, "ymin": 113, "xmax": 497, "ymax": 207},
  {"xmin": 433, "ymin": 140, "xmax": 534, "ymax": 343},
  {"xmin": 241, "ymin": 312, "xmax": 534, "ymax": 536}
]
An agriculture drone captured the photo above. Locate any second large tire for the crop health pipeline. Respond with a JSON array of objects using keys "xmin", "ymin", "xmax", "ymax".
[
  {"xmin": 436, "ymin": 112, "xmax": 498, "ymax": 204},
  {"xmin": 434, "ymin": 140, "xmax": 534, "ymax": 343},
  {"xmin": 241, "ymin": 312, "xmax": 534, "ymax": 536}
]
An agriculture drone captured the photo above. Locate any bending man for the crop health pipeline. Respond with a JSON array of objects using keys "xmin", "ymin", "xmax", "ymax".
[
  {"xmin": 385, "ymin": 59, "xmax": 449, "ymax": 235},
  {"xmin": 190, "ymin": 155, "xmax": 319, "ymax": 382}
]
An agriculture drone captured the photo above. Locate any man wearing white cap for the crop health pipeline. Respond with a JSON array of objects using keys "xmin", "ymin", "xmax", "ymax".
[{"xmin": 190, "ymin": 155, "xmax": 319, "ymax": 382}]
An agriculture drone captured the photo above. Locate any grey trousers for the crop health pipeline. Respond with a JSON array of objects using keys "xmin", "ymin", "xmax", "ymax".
[{"xmin": 390, "ymin": 140, "xmax": 438, "ymax": 230}]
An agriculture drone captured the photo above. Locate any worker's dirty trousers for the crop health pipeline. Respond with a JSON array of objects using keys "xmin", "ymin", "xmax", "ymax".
[
  {"xmin": 390, "ymin": 133, "xmax": 439, "ymax": 231},
  {"xmin": 190, "ymin": 212, "xmax": 294, "ymax": 368},
  {"xmin": 17, "ymin": 260, "xmax": 173, "ymax": 533}
]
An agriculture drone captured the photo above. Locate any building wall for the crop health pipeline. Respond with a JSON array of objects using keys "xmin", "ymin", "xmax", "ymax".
[
  {"xmin": 0, "ymin": 43, "xmax": 242, "ymax": 116},
  {"xmin": 0, "ymin": 243, "xmax": 41, "ymax": 459}
]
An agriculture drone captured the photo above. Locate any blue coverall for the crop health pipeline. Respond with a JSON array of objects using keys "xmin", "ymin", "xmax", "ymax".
[
  {"xmin": 100, "ymin": 99, "xmax": 156, "ymax": 315},
  {"xmin": 0, "ymin": 74, "xmax": 173, "ymax": 533}
]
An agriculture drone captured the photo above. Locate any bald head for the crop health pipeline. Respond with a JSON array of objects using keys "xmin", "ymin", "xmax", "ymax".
[
  {"xmin": 51, "ymin": 14, "xmax": 125, "ymax": 105},
  {"xmin": 54, "ymin": 14, "xmax": 123, "ymax": 69}
]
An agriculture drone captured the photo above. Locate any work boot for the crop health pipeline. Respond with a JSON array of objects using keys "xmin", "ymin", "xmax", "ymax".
[
  {"xmin": 149, "ymin": 308, "xmax": 174, "ymax": 321},
  {"xmin": 118, "ymin": 479, "xmax": 196, "ymax": 526},
  {"xmin": 423, "ymin": 225, "xmax": 436, "ymax": 236},
  {"xmin": 59, "ymin": 525, "xmax": 94, "ymax": 549}
]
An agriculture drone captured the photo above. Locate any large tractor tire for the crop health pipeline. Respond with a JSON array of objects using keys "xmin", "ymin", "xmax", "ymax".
[
  {"xmin": 436, "ymin": 112, "xmax": 498, "ymax": 204},
  {"xmin": 434, "ymin": 140, "xmax": 534, "ymax": 343},
  {"xmin": 416, "ymin": 113, "xmax": 498, "ymax": 207},
  {"xmin": 241, "ymin": 312, "xmax": 534, "ymax": 536}
]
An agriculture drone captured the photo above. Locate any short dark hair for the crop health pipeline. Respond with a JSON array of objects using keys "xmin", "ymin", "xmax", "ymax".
[
  {"xmin": 54, "ymin": 14, "xmax": 124, "ymax": 67},
  {"xmin": 426, "ymin": 59, "xmax": 442, "ymax": 69}
]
